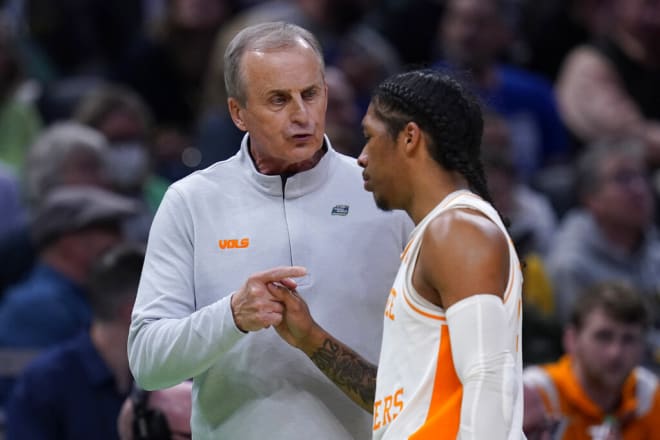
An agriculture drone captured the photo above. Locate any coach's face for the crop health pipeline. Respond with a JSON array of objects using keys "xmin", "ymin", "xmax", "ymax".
[{"xmin": 228, "ymin": 40, "xmax": 328, "ymax": 175}]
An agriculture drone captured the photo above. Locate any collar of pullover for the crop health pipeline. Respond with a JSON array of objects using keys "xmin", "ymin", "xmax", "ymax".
[{"xmin": 238, "ymin": 134, "xmax": 338, "ymax": 198}]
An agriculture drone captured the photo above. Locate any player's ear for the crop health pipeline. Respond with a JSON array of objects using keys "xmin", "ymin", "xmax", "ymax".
[
  {"xmin": 402, "ymin": 122, "xmax": 422, "ymax": 155},
  {"xmin": 228, "ymin": 97, "xmax": 247, "ymax": 132}
]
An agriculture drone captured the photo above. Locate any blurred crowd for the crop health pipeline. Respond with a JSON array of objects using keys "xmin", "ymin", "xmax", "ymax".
[{"xmin": 0, "ymin": 0, "xmax": 659, "ymax": 437}]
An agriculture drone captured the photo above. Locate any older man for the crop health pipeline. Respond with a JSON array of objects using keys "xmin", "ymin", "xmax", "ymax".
[{"xmin": 128, "ymin": 22, "xmax": 411, "ymax": 440}]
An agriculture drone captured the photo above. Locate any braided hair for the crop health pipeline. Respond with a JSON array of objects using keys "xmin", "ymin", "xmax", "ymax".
[{"xmin": 370, "ymin": 69, "xmax": 495, "ymax": 206}]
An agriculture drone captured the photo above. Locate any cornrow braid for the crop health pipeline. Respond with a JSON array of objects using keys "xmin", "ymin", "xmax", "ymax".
[{"xmin": 371, "ymin": 69, "xmax": 496, "ymax": 208}]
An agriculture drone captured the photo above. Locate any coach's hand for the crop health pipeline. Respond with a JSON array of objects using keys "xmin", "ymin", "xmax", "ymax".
[{"xmin": 230, "ymin": 266, "xmax": 306, "ymax": 332}]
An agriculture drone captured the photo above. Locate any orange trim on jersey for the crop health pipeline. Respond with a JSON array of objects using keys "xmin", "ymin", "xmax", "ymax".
[
  {"xmin": 402, "ymin": 288, "xmax": 446, "ymax": 321},
  {"xmin": 401, "ymin": 238, "xmax": 414, "ymax": 262},
  {"xmin": 410, "ymin": 325, "xmax": 462, "ymax": 439},
  {"xmin": 502, "ymin": 259, "xmax": 515, "ymax": 303}
]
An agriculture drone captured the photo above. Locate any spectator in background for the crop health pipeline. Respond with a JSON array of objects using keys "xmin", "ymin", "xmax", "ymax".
[
  {"xmin": 0, "ymin": 163, "xmax": 25, "ymax": 242},
  {"xmin": 546, "ymin": 140, "xmax": 659, "ymax": 319},
  {"xmin": 0, "ymin": 122, "xmax": 111, "ymax": 294},
  {"xmin": 16, "ymin": 0, "xmax": 144, "ymax": 80},
  {"xmin": 117, "ymin": 381, "xmax": 193, "ymax": 440},
  {"xmin": 524, "ymin": 281, "xmax": 660, "ymax": 439},
  {"xmin": 514, "ymin": 0, "xmax": 616, "ymax": 81},
  {"xmin": 546, "ymin": 139, "xmax": 660, "ymax": 370},
  {"xmin": 435, "ymin": 0, "xmax": 569, "ymax": 182},
  {"xmin": 115, "ymin": 0, "xmax": 237, "ymax": 181},
  {"xmin": 323, "ymin": 66, "xmax": 362, "ymax": 157},
  {"xmin": 0, "ymin": 186, "xmax": 136, "ymax": 405},
  {"xmin": 74, "ymin": 83, "xmax": 170, "ymax": 241},
  {"xmin": 364, "ymin": 0, "xmax": 444, "ymax": 66},
  {"xmin": 0, "ymin": 15, "xmax": 43, "ymax": 172},
  {"xmin": 523, "ymin": 384, "xmax": 557, "ymax": 440},
  {"xmin": 481, "ymin": 113, "xmax": 558, "ymax": 258},
  {"xmin": 5, "ymin": 243, "xmax": 144, "ymax": 439},
  {"xmin": 332, "ymin": 23, "xmax": 402, "ymax": 116},
  {"xmin": 480, "ymin": 113, "xmax": 562, "ymax": 365},
  {"xmin": 23, "ymin": 121, "xmax": 109, "ymax": 207},
  {"xmin": 557, "ymin": 0, "xmax": 660, "ymax": 168},
  {"xmin": 10, "ymin": 0, "xmax": 145, "ymax": 125}
]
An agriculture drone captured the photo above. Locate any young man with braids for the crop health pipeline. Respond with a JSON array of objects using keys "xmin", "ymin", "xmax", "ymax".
[{"xmin": 270, "ymin": 69, "xmax": 525, "ymax": 439}]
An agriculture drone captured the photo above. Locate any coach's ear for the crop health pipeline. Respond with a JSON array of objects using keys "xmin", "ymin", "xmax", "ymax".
[
  {"xmin": 228, "ymin": 97, "xmax": 247, "ymax": 132},
  {"xmin": 402, "ymin": 121, "xmax": 423, "ymax": 156}
]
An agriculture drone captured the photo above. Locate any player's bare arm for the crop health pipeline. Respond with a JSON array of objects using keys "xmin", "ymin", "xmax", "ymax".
[
  {"xmin": 268, "ymin": 283, "xmax": 376, "ymax": 412},
  {"xmin": 414, "ymin": 208, "xmax": 510, "ymax": 308},
  {"xmin": 414, "ymin": 208, "xmax": 516, "ymax": 438}
]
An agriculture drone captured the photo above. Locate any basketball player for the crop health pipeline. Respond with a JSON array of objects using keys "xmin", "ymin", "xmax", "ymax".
[{"xmin": 270, "ymin": 69, "xmax": 524, "ymax": 439}]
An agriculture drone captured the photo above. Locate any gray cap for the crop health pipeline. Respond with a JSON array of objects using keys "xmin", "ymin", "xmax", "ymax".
[{"xmin": 31, "ymin": 186, "xmax": 138, "ymax": 247}]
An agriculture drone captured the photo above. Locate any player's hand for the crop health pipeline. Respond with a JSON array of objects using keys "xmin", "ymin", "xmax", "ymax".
[
  {"xmin": 267, "ymin": 282, "xmax": 317, "ymax": 351},
  {"xmin": 230, "ymin": 266, "xmax": 306, "ymax": 332}
]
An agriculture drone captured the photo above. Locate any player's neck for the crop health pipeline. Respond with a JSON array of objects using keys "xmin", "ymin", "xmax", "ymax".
[{"xmin": 407, "ymin": 170, "xmax": 469, "ymax": 224}]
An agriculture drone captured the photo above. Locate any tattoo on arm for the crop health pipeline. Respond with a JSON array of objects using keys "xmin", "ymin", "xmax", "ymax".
[{"xmin": 309, "ymin": 338, "xmax": 376, "ymax": 411}]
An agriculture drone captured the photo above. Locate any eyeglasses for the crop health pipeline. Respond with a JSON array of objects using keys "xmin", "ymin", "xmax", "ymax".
[{"xmin": 601, "ymin": 170, "xmax": 648, "ymax": 187}]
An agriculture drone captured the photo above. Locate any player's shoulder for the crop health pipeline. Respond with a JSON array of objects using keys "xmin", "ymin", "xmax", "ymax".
[{"xmin": 425, "ymin": 208, "xmax": 505, "ymax": 249}]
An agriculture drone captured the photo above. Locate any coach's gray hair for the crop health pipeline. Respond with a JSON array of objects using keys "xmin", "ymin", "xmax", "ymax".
[
  {"xmin": 25, "ymin": 122, "xmax": 108, "ymax": 205},
  {"xmin": 223, "ymin": 21, "xmax": 325, "ymax": 105}
]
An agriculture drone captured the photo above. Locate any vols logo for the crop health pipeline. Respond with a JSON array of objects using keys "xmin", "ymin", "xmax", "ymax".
[{"xmin": 218, "ymin": 238, "xmax": 250, "ymax": 249}]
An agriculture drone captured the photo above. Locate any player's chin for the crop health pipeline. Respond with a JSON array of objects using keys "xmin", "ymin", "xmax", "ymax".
[{"xmin": 374, "ymin": 193, "xmax": 392, "ymax": 211}]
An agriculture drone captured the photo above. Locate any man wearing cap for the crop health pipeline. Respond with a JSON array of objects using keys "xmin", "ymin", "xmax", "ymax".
[
  {"xmin": 0, "ymin": 185, "xmax": 137, "ymax": 406},
  {"xmin": 5, "ymin": 243, "xmax": 145, "ymax": 439}
]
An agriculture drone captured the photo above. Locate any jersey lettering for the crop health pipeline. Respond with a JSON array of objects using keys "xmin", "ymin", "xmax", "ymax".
[
  {"xmin": 384, "ymin": 288, "xmax": 396, "ymax": 321},
  {"xmin": 373, "ymin": 388, "xmax": 404, "ymax": 431},
  {"xmin": 218, "ymin": 238, "xmax": 250, "ymax": 249}
]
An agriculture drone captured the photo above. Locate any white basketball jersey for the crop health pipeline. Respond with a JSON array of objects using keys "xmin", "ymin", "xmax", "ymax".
[{"xmin": 372, "ymin": 190, "xmax": 524, "ymax": 439}]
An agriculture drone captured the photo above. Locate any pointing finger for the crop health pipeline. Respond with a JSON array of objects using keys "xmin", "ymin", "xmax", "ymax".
[{"xmin": 253, "ymin": 266, "xmax": 307, "ymax": 283}]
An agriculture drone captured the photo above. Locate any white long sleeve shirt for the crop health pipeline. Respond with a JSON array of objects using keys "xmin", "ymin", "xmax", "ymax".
[{"xmin": 128, "ymin": 136, "xmax": 412, "ymax": 439}]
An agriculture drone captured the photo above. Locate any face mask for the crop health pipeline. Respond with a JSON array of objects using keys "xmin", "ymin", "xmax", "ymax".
[{"xmin": 106, "ymin": 142, "xmax": 151, "ymax": 192}]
